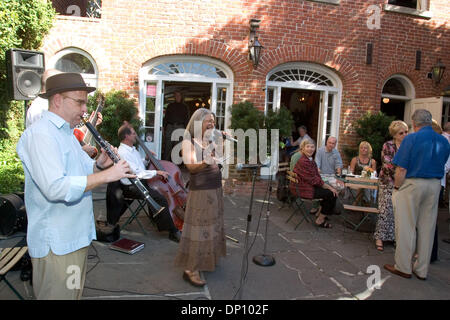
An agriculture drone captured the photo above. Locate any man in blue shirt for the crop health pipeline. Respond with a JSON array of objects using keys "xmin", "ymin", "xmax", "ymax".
[
  {"xmin": 384, "ymin": 109, "xmax": 450, "ymax": 281},
  {"xmin": 17, "ymin": 72, "xmax": 135, "ymax": 299}
]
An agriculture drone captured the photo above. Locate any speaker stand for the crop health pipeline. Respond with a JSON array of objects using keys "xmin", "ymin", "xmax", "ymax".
[{"xmin": 253, "ymin": 173, "xmax": 276, "ymax": 267}]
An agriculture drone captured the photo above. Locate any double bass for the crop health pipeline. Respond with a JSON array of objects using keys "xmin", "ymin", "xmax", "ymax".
[{"xmin": 136, "ymin": 136, "xmax": 187, "ymax": 231}]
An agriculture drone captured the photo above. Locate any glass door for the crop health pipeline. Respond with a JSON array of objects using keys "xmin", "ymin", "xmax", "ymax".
[{"xmin": 143, "ymin": 81, "xmax": 162, "ymax": 158}]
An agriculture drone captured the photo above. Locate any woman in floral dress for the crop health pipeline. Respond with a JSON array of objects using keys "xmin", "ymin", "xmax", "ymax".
[{"xmin": 374, "ymin": 120, "xmax": 409, "ymax": 251}]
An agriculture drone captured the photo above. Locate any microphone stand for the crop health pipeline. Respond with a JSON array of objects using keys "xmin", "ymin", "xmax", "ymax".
[
  {"xmin": 252, "ymin": 172, "xmax": 276, "ymax": 267},
  {"xmin": 236, "ymin": 166, "xmax": 258, "ymax": 300}
]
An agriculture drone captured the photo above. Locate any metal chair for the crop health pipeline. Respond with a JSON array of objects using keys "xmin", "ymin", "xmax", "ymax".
[
  {"xmin": 120, "ymin": 197, "xmax": 152, "ymax": 234},
  {"xmin": 285, "ymin": 170, "xmax": 321, "ymax": 229},
  {"xmin": 106, "ymin": 181, "xmax": 154, "ymax": 235},
  {"xmin": 0, "ymin": 246, "xmax": 28, "ymax": 300}
]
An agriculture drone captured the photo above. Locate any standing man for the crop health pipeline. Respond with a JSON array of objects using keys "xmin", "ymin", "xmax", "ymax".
[
  {"xmin": 17, "ymin": 72, "xmax": 135, "ymax": 299},
  {"xmin": 113, "ymin": 123, "xmax": 182, "ymax": 242},
  {"xmin": 163, "ymin": 90, "xmax": 190, "ymax": 160},
  {"xmin": 384, "ymin": 109, "xmax": 450, "ymax": 280}
]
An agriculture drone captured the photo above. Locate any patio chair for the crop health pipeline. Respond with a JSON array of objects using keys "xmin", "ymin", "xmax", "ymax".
[
  {"xmin": 0, "ymin": 246, "xmax": 28, "ymax": 300},
  {"xmin": 106, "ymin": 181, "xmax": 154, "ymax": 235},
  {"xmin": 285, "ymin": 170, "xmax": 321, "ymax": 230}
]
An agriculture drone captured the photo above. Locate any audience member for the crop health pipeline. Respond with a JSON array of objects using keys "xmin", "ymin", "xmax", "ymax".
[
  {"xmin": 163, "ymin": 90, "xmax": 190, "ymax": 161},
  {"xmin": 350, "ymin": 141, "xmax": 377, "ymax": 175},
  {"xmin": 384, "ymin": 109, "xmax": 450, "ymax": 280},
  {"xmin": 374, "ymin": 120, "xmax": 408, "ymax": 252},
  {"xmin": 290, "ymin": 139, "xmax": 338, "ymax": 228},
  {"xmin": 315, "ymin": 136, "xmax": 345, "ymax": 191}
]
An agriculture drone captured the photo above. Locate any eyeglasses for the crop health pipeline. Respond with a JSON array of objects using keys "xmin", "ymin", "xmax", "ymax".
[
  {"xmin": 398, "ymin": 131, "xmax": 408, "ymax": 135},
  {"xmin": 62, "ymin": 95, "xmax": 87, "ymax": 107}
]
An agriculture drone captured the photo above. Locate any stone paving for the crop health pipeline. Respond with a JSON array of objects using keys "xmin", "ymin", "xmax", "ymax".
[{"xmin": 1, "ymin": 185, "xmax": 449, "ymax": 300}]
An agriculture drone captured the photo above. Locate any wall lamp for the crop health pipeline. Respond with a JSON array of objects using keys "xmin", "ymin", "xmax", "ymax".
[
  {"xmin": 249, "ymin": 19, "xmax": 263, "ymax": 69},
  {"xmin": 428, "ymin": 59, "xmax": 445, "ymax": 85}
]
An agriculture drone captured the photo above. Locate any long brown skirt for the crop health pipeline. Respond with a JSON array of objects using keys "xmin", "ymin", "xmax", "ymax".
[{"xmin": 174, "ymin": 187, "xmax": 226, "ymax": 272}]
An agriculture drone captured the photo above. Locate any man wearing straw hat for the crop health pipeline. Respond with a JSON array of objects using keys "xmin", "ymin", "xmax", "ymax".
[{"xmin": 17, "ymin": 72, "xmax": 135, "ymax": 299}]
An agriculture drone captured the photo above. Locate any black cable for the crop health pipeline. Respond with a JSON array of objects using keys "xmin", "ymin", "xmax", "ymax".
[
  {"xmin": 84, "ymin": 242, "xmax": 183, "ymax": 300},
  {"xmin": 232, "ymin": 166, "xmax": 272, "ymax": 300}
]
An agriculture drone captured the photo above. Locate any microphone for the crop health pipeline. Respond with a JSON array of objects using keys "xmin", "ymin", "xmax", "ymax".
[{"xmin": 212, "ymin": 129, "xmax": 238, "ymax": 143}]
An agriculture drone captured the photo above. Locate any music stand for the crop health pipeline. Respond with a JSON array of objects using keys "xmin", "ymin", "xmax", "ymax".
[{"xmin": 252, "ymin": 172, "xmax": 276, "ymax": 267}]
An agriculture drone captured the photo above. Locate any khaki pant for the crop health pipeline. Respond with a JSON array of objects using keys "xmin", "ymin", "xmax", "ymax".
[
  {"xmin": 31, "ymin": 246, "xmax": 89, "ymax": 300},
  {"xmin": 392, "ymin": 178, "xmax": 440, "ymax": 278}
]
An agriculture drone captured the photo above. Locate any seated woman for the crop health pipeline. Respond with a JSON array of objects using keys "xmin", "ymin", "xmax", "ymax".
[
  {"xmin": 350, "ymin": 141, "xmax": 377, "ymax": 175},
  {"xmin": 290, "ymin": 139, "xmax": 338, "ymax": 228}
]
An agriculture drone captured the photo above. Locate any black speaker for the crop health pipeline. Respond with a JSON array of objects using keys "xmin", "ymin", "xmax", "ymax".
[{"xmin": 6, "ymin": 48, "xmax": 45, "ymax": 101}]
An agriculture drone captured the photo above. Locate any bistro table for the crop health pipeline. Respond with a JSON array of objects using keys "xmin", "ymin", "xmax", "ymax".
[{"xmin": 339, "ymin": 175, "xmax": 379, "ymax": 231}]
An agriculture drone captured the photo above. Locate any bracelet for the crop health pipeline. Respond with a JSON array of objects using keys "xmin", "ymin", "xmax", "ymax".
[
  {"xmin": 394, "ymin": 186, "xmax": 400, "ymax": 190},
  {"xmin": 95, "ymin": 162, "xmax": 104, "ymax": 171}
]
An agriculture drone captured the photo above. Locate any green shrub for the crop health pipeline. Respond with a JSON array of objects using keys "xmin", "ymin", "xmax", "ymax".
[
  {"xmin": 229, "ymin": 101, "xmax": 294, "ymax": 163},
  {"xmin": 87, "ymin": 90, "xmax": 143, "ymax": 148},
  {"xmin": 264, "ymin": 106, "xmax": 294, "ymax": 144},
  {"xmin": 344, "ymin": 111, "xmax": 395, "ymax": 169},
  {"xmin": 0, "ymin": 0, "xmax": 55, "ymax": 194}
]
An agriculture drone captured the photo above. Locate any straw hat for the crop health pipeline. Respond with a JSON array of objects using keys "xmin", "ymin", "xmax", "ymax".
[{"xmin": 39, "ymin": 72, "xmax": 96, "ymax": 99}]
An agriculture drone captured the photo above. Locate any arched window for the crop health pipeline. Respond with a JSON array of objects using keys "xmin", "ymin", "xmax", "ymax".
[
  {"xmin": 50, "ymin": 48, "xmax": 98, "ymax": 88},
  {"xmin": 380, "ymin": 75, "xmax": 415, "ymax": 120},
  {"xmin": 149, "ymin": 62, "xmax": 227, "ymax": 79}
]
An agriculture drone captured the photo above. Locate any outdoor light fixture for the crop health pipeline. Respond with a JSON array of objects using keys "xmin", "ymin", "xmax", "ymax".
[
  {"xmin": 429, "ymin": 59, "xmax": 445, "ymax": 85},
  {"xmin": 249, "ymin": 19, "xmax": 263, "ymax": 68},
  {"xmin": 382, "ymin": 97, "xmax": 390, "ymax": 104}
]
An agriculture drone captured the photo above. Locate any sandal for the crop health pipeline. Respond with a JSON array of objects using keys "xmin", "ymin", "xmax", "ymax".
[
  {"xmin": 183, "ymin": 270, "xmax": 206, "ymax": 287},
  {"xmin": 315, "ymin": 221, "xmax": 332, "ymax": 228},
  {"xmin": 375, "ymin": 240, "xmax": 384, "ymax": 252}
]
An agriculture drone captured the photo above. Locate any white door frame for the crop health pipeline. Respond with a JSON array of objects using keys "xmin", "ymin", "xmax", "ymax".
[
  {"xmin": 139, "ymin": 56, "xmax": 234, "ymax": 174},
  {"xmin": 265, "ymin": 62, "xmax": 343, "ymax": 148}
]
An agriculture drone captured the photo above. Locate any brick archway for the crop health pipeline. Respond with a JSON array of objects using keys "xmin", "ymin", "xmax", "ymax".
[
  {"xmin": 118, "ymin": 37, "xmax": 248, "ymax": 83},
  {"xmin": 378, "ymin": 63, "xmax": 424, "ymax": 98},
  {"xmin": 41, "ymin": 36, "xmax": 111, "ymax": 78},
  {"xmin": 257, "ymin": 44, "xmax": 360, "ymax": 87}
]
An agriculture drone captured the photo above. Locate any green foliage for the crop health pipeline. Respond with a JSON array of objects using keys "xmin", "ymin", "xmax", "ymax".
[
  {"xmin": 87, "ymin": 90, "xmax": 143, "ymax": 148},
  {"xmin": 229, "ymin": 100, "xmax": 264, "ymax": 132},
  {"xmin": 264, "ymin": 106, "xmax": 294, "ymax": 139},
  {"xmin": 0, "ymin": 100, "xmax": 25, "ymax": 193},
  {"xmin": 345, "ymin": 111, "xmax": 395, "ymax": 169},
  {"xmin": 0, "ymin": 0, "xmax": 55, "ymax": 193},
  {"xmin": 229, "ymin": 101, "xmax": 294, "ymax": 161}
]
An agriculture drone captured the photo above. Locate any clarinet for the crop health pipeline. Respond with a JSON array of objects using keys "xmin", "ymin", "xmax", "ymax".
[{"xmin": 82, "ymin": 118, "xmax": 164, "ymax": 218}]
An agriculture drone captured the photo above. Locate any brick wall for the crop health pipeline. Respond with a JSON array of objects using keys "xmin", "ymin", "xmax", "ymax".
[{"xmin": 41, "ymin": 0, "xmax": 450, "ymax": 171}]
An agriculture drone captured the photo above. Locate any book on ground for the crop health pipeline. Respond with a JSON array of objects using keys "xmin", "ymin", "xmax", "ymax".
[{"xmin": 109, "ymin": 238, "xmax": 144, "ymax": 254}]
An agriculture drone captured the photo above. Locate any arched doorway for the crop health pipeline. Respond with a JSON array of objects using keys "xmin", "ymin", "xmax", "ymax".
[
  {"xmin": 139, "ymin": 56, "xmax": 233, "ymax": 160},
  {"xmin": 380, "ymin": 75, "xmax": 415, "ymax": 120},
  {"xmin": 266, "ymin": 62, "xmax": 343, "ymax": 147}
]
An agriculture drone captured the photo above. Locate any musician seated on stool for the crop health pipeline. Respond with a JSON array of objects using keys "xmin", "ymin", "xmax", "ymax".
[{"xmin": 113, "ymin": 123, "xmax": 182, "ymax": 243}]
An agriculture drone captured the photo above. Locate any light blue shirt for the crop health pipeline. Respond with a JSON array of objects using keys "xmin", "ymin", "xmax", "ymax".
[{"xmin": 16, "ymin": 111, "xmax": 96, "ymax": 258}]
